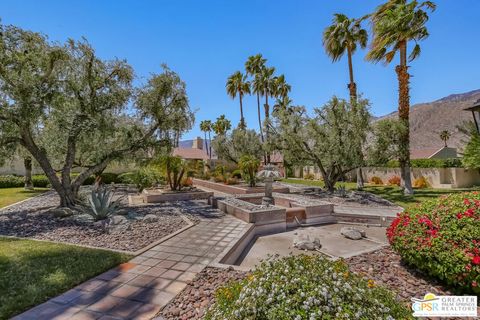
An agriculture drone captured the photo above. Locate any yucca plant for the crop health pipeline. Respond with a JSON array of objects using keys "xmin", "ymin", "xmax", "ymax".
[{"xmin": 83, "ymin": 187, "xmax": 122, "ymax": 221}]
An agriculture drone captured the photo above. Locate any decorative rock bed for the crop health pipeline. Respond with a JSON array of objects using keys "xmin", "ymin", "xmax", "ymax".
[
  {"xmin": 0, "ymin": 189, "xmax": 197, "ymax": 252},
  {"xmin": 157, "ymin": 267, "xmax": 248, "ymax": 320}
]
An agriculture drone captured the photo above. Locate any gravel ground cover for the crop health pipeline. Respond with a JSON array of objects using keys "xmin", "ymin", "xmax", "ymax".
[
  {"xmin": 158, "ymin": 267, "xmax": 248, "ymax": 320},
  {"xmin": 0, "ymin": 189, "xmax": 194, "ymax": 252},
  {"xmin": 158, "ymin": 248, "xmax": 479, "ymax": 320},
  {"xmin": 345, "ymin": 247, "xmax": 452, "ymax": 301}
]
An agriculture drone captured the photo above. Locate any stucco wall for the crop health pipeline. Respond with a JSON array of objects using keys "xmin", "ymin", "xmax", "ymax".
[{"xmin": 292, "ymin": 165, "xmax": 480, "ymax": 188}]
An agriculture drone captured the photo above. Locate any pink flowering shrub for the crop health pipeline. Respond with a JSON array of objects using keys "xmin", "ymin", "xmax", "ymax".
[{"xmin": 387, "ymin": 192, "xmax": 480, "ymax": 293}]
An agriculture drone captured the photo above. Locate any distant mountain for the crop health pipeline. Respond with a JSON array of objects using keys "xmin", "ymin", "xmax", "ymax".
[{"xmin": 376, "ymin": 89, "xmax": 480, "ymax": 151}]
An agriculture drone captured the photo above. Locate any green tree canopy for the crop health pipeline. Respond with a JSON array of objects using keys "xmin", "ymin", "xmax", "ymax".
[
  {"xmin": 0, "ymin": 24, "xmax": 193, "ymax": 207},
  {"xmin": 271, "ymin": 97, "xmax": 371, "ymax": 191},
  {"xmin": 211, "ymin": 128, "xmax": 263, "ymax": 165}
]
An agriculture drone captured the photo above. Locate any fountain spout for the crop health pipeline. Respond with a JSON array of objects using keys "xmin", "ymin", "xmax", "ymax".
[{"xmin": 256, "ymin": 164, "xmax": 282, "ymax": 206}]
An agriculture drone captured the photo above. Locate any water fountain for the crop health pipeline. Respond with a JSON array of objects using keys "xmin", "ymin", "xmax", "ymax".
[{"xmin": 256, "ymin": 164, "xmax": 283, "ymax": 206}]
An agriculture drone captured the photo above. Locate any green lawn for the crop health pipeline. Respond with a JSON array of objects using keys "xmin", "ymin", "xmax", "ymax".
[
  {"xmin": 281, "ymin": 178, "xmax": 479, "ymax": 208},
  {"xmin": 0, "ymin": 237, "xmax": 131, "ymax": 319},
  {"xmin": 0, "ymin": 188, "xmax": 50, "ymax": 209}
]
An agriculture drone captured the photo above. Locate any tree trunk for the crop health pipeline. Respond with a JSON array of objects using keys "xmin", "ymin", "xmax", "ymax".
[
  {"xmin": 264, "ymin": 93, "xmax": 271, "ymax": 164},
  {"xmin": 356, "ymin": 167, "xmax": 364, "ymax": 190},
  {"xmin": 397, "ymin": 41, "xmax": 413, "ymax": 196},
  {"xmin": 204, "ymin": 132, "xmax": 209, "ymax": 157},
  {"xmin": 24, "ymin": 157, "xmax": 34, "ymax": 190},
  {"xmin": 257, "ymin": 93, "xmax": 264, "ymax": 142},
  {"xmin": 347, "ymin": 48, "xmax": 357, "ymax": 104},
  {"xmin": 239, "ymin": 94, "xmax": 245, "ymax": 129}
]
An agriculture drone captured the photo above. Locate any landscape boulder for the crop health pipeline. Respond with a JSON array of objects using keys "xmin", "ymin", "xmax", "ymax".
[
  {"xmin": 51, "ymin": 207, "xmax": 74, "ymax": 218},
  {"xmin": 340, "ymin": 226, "xmax": 366, "ymax": 240},
  {"xmin": 143, "ymin": 214, "xmax": 159, "ymax": 223}
]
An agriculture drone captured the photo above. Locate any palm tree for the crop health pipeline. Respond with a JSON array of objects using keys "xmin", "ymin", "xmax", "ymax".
[
  {"xmin": 323, "ymin": 13, "xmax": 368, "ymax": 103},
  {"xmin": 440, "ymin": 130, "xmax": 450, "ymax": 147},
  {"xmin": 273, "ymin": 74, "xmax": 291, "ymax": 100},
  {"xmin": 212, "ymin": 115, "xmax": 232, "ymax": 136},
  {"xmin": 258, "ymin": 66, "xmax": 276, "ymax": 120},
  {"xmin": 199, "ymin": 120, "xmax": 211, "ymax": 157},
  {"xmin": 367, "ymin": 0, "xmax": 436, "ymax": 196},
  {"xmin": 245, "ymin": 54, "xmax": 267, "ymax": 141},
  {"xmin": 323, "ymin": 13, "xmax": 368, "ymax": 189},
  {"xmin": 258, "ymin": 66, "xmax": 276, "ymax": 163},
  {"xmin": 226, "ymin": 71, "xmax": 250, "ymax": 129},
  {"xmin": 204, "ymin": 120, "xmax": 213, "ymax": 159}
]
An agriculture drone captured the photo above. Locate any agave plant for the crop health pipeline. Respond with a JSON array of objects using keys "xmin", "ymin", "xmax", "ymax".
[{"xmin": 83, "ymin": 187, "xmax": 122, "ymax": 221}]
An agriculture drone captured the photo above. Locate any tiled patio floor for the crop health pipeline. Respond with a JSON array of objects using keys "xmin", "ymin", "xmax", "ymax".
[{"xmin": 13, "ymin": 206, "xmax": 247, "ymax": 320}]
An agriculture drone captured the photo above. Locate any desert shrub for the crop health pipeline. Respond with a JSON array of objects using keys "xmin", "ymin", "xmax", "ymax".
[
  {"xmin": 117, "ymin": 172, "xmax": 136, "ymax": 184},
  {"xmin": 304, "ymin": 172, "xmax": 315, "ymax": 180},
  {"xmin": 239, "ymin": 155, "xmax": 259, "ymax": 187},
  {"xmin": 30, "ymin": 175, "xmax": 49, "ymax": 187},
  {"xmin": 0, "ymin": 175, "xmax": 24, "ymax": 188},
  {"xmin": 225, "ymin": 177, "xmax": 238, "ymax": 185},
  {"xmin": 206, "ymin": 255, "xmax": 411, "ymax": 320},
  {"xmin": 370, "ymin": 176, "xmax": 383, "ymax": 185},
  {"xmin": 182, "ymin": 176, "xmax": 193, "ymax": 187},
  {"xmin": 214, "ymin": 175, "xmax": 224, "ymax": 183},
  {"xmin": 130, "ymin": 168, "xmax": 163, "ymax": 192},
  {"xmin": 387, "ymin": 175, "xmax": 401, "ymax": 186},
  {"xmin": 387, "ymin": 192, "xmax": 480, "ymax": 293},
  {"xmin": 231, "ymin": 169, "xmax": 242, "ymax": 179},
  {"xmin": 413, "ymin": 176, "xmax": 429, "ymax": 188},
  {"xmin": 81, "ymin": 187, "xmax": 122, "ymax": 221},
  {"xmin": 83, "ymin": 172, "xmax": 120, "ymax": 185}
]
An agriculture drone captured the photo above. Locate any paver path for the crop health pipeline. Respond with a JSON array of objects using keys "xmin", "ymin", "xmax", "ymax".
[{"xmin": 13, "ymin": 204, "xmax": 247, "ymax": 320}]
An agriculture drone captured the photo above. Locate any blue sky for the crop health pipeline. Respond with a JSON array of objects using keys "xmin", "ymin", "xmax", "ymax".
[{"xmin": 1, "ymin": 0, "xmax": 479, "ymax": 139}]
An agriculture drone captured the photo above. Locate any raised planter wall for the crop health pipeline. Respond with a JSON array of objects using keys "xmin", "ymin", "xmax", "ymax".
[{"xmin": 193, "ymin": 178, "xmax": 290, "ymax": 194}]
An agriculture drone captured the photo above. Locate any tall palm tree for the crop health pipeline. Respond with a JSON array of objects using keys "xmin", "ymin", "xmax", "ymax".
[
  {"xmin": 323, "ymin": 13, "xmax": 368, "ymax": 103},
  {"xmin": 245, "ymin": 54, "xmax": 267, "ymax": 141},
  {"xmin": 258, "ymin": 66, "xmax": 276, "ymax": 120},
  {"xmin": 204, "ymin": 120, "xmax": 213, "ymax": 159},
  {"xmin": 367, "ymin": 0, "xmax": 436, "ymax": 195},
  {"xmin": 440, "ymin": 130, "xmax": 450, "ymax": 147},
  {"xmin": 273, "ymin": 74, "xmax": 291, "ymax": 100},
  {"xmin": 323, "ymin": 13, "xmax": 368, "ymax": 189},
  {"xmin": 199, "ymin": 120, "xmax": 211, "ymax": 157},
  {"xmin": 258, "ymin": 66, "xmax": 276, "ymax": 163},
  {"xmin": 226, "ymin": 71, "xmax": 250, "ymax": 129}
]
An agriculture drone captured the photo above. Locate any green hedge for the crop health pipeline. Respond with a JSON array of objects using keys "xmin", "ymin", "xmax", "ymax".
[
  {"xmin": 0, "ymin": 172, "xmax": 128, "ymax": 188},
  {"xmin": 384, "ymin": 158, "xmax": 463, "ymax": 168}
]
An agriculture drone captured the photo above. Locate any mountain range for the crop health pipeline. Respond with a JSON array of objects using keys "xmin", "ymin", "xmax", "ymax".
[{"xmin": 377, "ymin": 89, "xmax": 480, "ymax": 151}]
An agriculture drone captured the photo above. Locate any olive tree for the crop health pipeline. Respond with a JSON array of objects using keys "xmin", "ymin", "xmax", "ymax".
[
  {"xmin": 270, "ymin": 97, "xmax": 370, "ymax": 192},
  {"xmin": 0, "ymin": 24, "xmax": 193, "ymax": 207},
  {"xmin": 211, "ymin": 128, "xmax": 263, "ymax": 165}
]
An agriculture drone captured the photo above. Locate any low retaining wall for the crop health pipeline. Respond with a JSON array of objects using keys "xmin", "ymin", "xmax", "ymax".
[
  {"xmin": 193, "ymin": 178, "xmax": 290, "ymax": 194},
  {"xmin": 292, "ymin": 166, "xmax": 480, "ymax": 188},
  {"xmin": 361, "ymin": 167, "xmax": 480, "ymax": 188},
  {"xmin": 141, "ymin": 189, "xmax": 214, "ymax": 203}
]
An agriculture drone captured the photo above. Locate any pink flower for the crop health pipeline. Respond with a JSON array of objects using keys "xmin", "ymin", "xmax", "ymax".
[{"xmin": 472, "ymin": 256, "xmax": 480, "ymax": 265}]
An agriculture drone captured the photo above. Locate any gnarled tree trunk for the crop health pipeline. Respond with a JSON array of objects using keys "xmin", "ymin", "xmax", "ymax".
[{"xmin": 23, "ymin": 157, "xmax": 34, "ymax": 190}]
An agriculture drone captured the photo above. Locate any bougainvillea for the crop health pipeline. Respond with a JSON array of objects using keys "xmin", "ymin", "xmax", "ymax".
[{"xmin": 387, "ymin": 192, "xmax": 480, "ymax": 293}]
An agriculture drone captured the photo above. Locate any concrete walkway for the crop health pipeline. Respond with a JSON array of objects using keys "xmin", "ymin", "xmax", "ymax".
[{"xmin": 13, "ymin": 207, "xmax": 247, "ymax": 320}]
